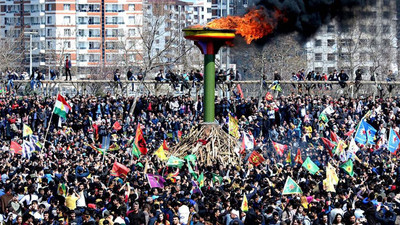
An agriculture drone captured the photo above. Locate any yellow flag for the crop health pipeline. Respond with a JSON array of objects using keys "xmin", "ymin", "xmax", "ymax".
[
  {"xmin": 154, "ymin": 145, "xmax": 167, "ymax": 161},
  {"xmin": 228, "ymin": 115, "xmax": 239, "ymax": 139},
  {"xmin": 241, "ymin": 194, "xmax": 248, "ymax": 212},
  {"xmin": 23, "ymin": 124, "xmax": 33, "ymax": 137},
  {"xmin": 323, "ymin": 163, "xmax": 338, "ymax": 192}
]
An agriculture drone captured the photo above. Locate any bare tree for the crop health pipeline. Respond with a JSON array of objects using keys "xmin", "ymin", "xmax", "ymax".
[
  {"xmin": 139, "ymin": 0, "xmax": 193, "ymax": 77},
  {"xmin": 234, "ymin": 33, "xmax": 307, "ymax": 80},
  {"xmin": 0, "ymin": 30, "xmax": 25, "ymax": 73}
]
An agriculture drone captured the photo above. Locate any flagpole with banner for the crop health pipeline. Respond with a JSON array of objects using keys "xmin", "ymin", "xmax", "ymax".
[
  {"xmin": 43, "ymin": 92, "xmax": 59, "ymax": 146},
  {"xmin": 43, "ymin": 93, "xmax": 72, "ymax": 150}
]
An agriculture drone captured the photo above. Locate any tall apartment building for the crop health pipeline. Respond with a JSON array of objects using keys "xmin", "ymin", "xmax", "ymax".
[
  {"xmin": 305, "ymin": 0, "xmax": 398, "ymax": 79},
  {"xmin": 0, "ymin": 0, "xmax": 143, "ymax": 78},
  {"xmin": 143, "ymin": 0, "xmax": 212, "ymax": 68},
  {"xmin": 210, "ymin": 0, "xmax": 257, "ymax": 19}
]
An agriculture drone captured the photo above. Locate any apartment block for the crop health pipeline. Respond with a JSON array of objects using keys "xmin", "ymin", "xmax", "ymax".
[
  {"xmin": 305, "ymin": 0, "xmax": 398, "ymax": 78},
  {"xmin": 144, "ymin": 0, "xmax": 212, "ymax": 66},
  {"xmin": 0, "ymin": 0, "xmax": 143, "ymax": 78}
]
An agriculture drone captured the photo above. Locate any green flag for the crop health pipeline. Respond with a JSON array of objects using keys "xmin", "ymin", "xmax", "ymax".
[
  {"xmin": 184, "ymin": 154, "xmax": 197, "ymax": 165},
  {"xmin": 212, "ymin": 173, "xmax": 223, "ymax": 184},
  {"xmin": 96, "ymin": 148, "xmax": 107, "ymax": 156},
  {"xmin": 319, "ymin": 113, "xmax": 328, "ymax": 123},
  {"xmin": 302, "ymin": 157, "xmax": 320, "ymax": 175},
  {"xmin": 132, "ymin": 144, "xmax": 141, "ymax": 159},
  {"xmin": 136, "ymin": 162, "xmax": 144, "ymax": 168},
  {"xmin": 197, "ymin": 172, "xmax": 205, "ymax": 188},
  {"xmin": 187, "ymin": 161, "xmax": 198, "ymax": 179},
  {"xmin": 282, "ymin": 176, "xmax": 303, "ymax": 195},
  {"xmin": 340, "ymin": 160, "xmax": 354, "ymax": 177},
  {"xmin": 166, "ymin": 156, "xmax": 185, "ymax": 168}
]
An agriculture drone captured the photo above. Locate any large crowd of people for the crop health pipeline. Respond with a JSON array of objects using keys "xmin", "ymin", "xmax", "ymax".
[{"xmin": 0, "ymin": 67, "xmax": 399, "ymax": 225}]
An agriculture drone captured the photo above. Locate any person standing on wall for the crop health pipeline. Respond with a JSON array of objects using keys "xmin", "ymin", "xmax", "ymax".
[{"xmin": 65, "ymin": 56, "xmax": 72, "ymax": 81}]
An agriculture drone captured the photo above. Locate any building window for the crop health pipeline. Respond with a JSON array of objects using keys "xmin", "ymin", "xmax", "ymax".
[
  {"xmin": 47, "ymin": 16, "xmax": 52, "ymax": 24},
  {"xmin": 327, "ymin": 67, "xmax": 335, "ymax": 73},
  {"xmin": 89, "ymin": 42, "xmax": 100, "ymax": 49},
  {"xmin": 207, "ymin": 8, "xmax": 211, "ymax": 13},
  {"xmin": 77, "ymin": 29, "xmax": 85, "ymax": 37},
  {"xmin": 382, "ymin": 25, "xmax": 390, "ymax": 33},
  {"xmin": 88, "ymin": 29, "xmax": 100, "ymax": 37},
  {"xmin": 382, "ymin": 39, "xmax": 391, "ymax": 47},
  {"xmin": 327, "ymin": 53, "xmax": 335, "ymax": 61},
  {"xmin": 340, "ymin": 39, "xmax": 353, "ymax": 47},
  {"xmin": 339, "ymin": 53, "xmax": 350, "ymax": 60},
  {"xmin": 327, "ymin": 25, "xmax": 335, "ymax": 33},
  {"xmin": 128, "ymin": 16, "xmax": 135, "ymax": 24},
  {"xmin": 47, "ymin": 29, "xmax": 52, "ymax": 36},
  {"xmin": 315, "ymin": 39, "xmax": 322, "ymax": 47},
  {"xmin": 64, "ymin": 29, "xmax": 71, "ymax": 36},
  {"xmin": 315, "ymin": 53, "xmax": 322, "ymax": 61},
  {"xmin": 327, "ymin": 39, "xmax": 335, "ymax": 47},
  {"xmin": 315, "ymin": 67, "xmax": 323, "ymax": 73},
  {"xmin": 64, "ymin": 4, "xmax": 70, "ymax": 11},
  {"xmin": 128, "ymin": 29, "xmax": 136, "ymax": 36},
  {"xmin": 63, "ymin": 16, "xmax": 71, "ymax": 24},
  {"xmin": 369, "ymin": 25, "xmax": 376, "ymax": 34},
  {"xmin": 383, "ymin": 11, "xmax": 391, "ymax": 19},
  {"xmin": 78, "ymin": 55, "xmax": 86, "ymax": 62},
  {"xmin": 64, "ymin": 41, "xmax": 71, "ymax": 49},
  {"xmin": 78, "ymin": 42, "xmax": 87, "ymax": 49},
  {"xmin": 128, "ymin": 4, "xmax": 135, "ymax": 11},
  {"xmin": 359, "ymin": 25, "xmax": 366, "ymax": 33}
]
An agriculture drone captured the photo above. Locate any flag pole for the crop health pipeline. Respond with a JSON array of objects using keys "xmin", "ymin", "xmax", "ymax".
[{"xmin": 42, "ymin": 91, "xmax": 60, "ymax": 151}]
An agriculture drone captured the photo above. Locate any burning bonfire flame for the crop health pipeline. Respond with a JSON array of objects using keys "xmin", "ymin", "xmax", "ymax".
[{"xmin": 206, "ymin": 8, "xmax": 285, "ymax": 44}]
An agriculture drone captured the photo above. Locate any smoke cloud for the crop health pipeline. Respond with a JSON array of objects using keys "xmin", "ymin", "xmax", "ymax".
[{"xmin": 256, "ymin": 0, "xmax": 366, "ymax": 39}]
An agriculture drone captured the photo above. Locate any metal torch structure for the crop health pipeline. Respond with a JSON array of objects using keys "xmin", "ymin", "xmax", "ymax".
[{"xmin": 183, "ymin": 28, "xmax": 235, "ymax": 123}]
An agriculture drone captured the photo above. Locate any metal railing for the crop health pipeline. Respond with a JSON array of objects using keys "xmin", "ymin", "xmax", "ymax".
[{"xmin": 2, "ymin": 79, "xmax": 398, "ymax": 98}]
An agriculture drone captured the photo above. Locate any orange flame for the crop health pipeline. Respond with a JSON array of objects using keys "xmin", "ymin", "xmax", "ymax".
[{"xmin": 206, "ymin": 8, "xmax": 285, "ymax": 44}]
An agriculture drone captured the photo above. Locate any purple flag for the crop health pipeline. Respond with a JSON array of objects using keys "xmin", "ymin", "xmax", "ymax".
[
  {"xmin": 147, "ymin": 174, "xmax": 166, "ymax": 188},
  {"xmin": 191, "ymin": 180, "xmax": 203, "ymax": 196}
]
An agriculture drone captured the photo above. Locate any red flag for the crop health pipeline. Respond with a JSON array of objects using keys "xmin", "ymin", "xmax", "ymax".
[
  {"xmin": 110, "ymin": 162, "xmax": 130, "ymax": 178},
  {"xmin": 321, "ymin": 137, "xmax": 335, "ymax": 157},
  {"xmin": 162, "ymin": 140, "xmax": 169, "ymax": 150},
  {"xmin": 248, "ymin": 131, "xmax": 257, "ymax": 147},
  {"xmin": 330, "ymin": 131, "xmax": 339, "ymax": 143},
  {"xmin": 178, "ymin": 131, "xmax": 182, "ymax": 139},
  {"xmin": 265, "ymin": 92, "xmax": 273, "ymax": 101},
  {"xmin": 10, "ymin": 141, "xmax": 22, "ymax": 155},
  {"xmin": 112, "ymin": 121, "xmax": 122, "ymax": 131},
  {"xmin": 294, "ymin": 148, "xmax": 303, "ymax": 164},
  {"xmin": 134, "ymin": 123, "xmax": 147, "ymax": 155},
  {"xmin": 344, "ymin": 129, "xmax": 355, "ymax": 137},
  {"xmin": 93, "ymin": 123, "xmax": 99, "ymax": 140},
  {"xmin": 147, "ymin": 102, "xmax": 152, "ymax": 111},
  {"xmin": 248, "ymin": 151, "xmax": 265, "ymax": 166},
  {"xmin": 272, "ymin": 141, "xmax": 287, "ymax": 156},
  {"xmin": 239, "ymin": 138, "xmax": 246, "ymax": 155},
  {"xmin": 237, "ymin": 84, "xmax": 244, "ymax": 99}
]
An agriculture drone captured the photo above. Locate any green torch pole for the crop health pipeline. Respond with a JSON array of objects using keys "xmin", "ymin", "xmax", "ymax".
[{"xmin": 204, "ymin": 54, "xmax": 215, "ymax": 123}]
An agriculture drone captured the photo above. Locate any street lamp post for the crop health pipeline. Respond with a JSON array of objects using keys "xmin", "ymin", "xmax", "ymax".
[{"xmin": 23, "ymin": 32, "xmax": 38, "ymax": 76}]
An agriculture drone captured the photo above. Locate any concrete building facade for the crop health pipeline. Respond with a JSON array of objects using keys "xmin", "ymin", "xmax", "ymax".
[
  {"xmin": 0, "ymin": 0, "xmax": 143, "ymax": 78},
  {"xmin": 305, "ymin": 0, "xmax": 398, "ymax": 79}
]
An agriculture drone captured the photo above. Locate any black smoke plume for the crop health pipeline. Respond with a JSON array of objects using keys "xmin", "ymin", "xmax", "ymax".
[{"xmin": 257, "ymin": 0, "xmax": 367, "ymax": 39}]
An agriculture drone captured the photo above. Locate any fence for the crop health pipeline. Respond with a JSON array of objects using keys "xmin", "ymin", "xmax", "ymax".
[{"xmin": 4, "ymin": 79, "xmax": 400, "ymax": 98}]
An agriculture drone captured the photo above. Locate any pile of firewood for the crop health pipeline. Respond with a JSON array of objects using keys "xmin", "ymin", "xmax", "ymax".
[{"xmin": 170, "ymin": 123, "xmax": 241, "ymax": 166}]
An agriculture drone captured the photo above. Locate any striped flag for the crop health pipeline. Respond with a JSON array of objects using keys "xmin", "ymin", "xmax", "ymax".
[{"xmin": 53, "ymin": 94, "xmax": 71, "ymax": 119}]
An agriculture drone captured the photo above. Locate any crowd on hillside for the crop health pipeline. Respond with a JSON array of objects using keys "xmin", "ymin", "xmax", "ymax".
[{"xmin": 0, "ymin": 90, "xmax": 399, "ymax": 225}]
